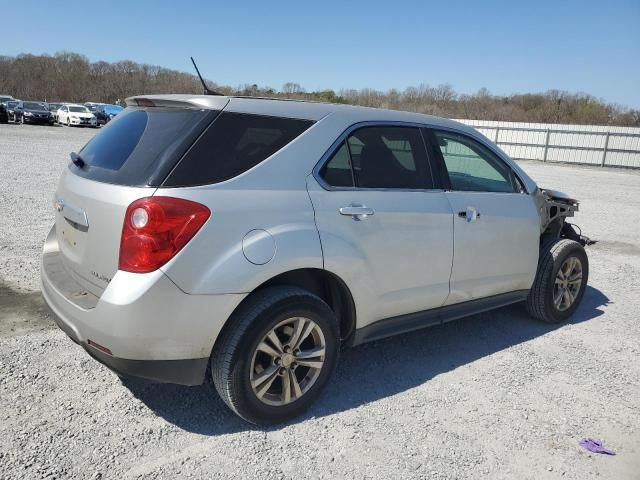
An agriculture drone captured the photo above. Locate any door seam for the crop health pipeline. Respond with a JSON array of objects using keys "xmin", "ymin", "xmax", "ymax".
[
  {"xmin": 441, "ymin": 191, "xmax": 455, "ymax": 307},
  {"xmin": 305, "ymin": 175, "xmax": 325, "ymax": 270}
]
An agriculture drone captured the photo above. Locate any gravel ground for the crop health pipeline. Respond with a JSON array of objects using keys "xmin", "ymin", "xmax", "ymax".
[{"xmin": 1, "ymin": 123, "xmax": 639, "ymax": 479}]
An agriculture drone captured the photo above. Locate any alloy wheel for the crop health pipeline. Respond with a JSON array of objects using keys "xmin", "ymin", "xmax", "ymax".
[
  {"xmin": 250, "ymin": 317, "xmax": 326, "ymax": 406},
  {"xmin": 553, "ymin": 256, "xmax": 583, "ymax": 311}
]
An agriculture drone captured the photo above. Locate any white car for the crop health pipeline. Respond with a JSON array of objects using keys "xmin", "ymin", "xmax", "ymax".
[{"xmin": 57, "ymin": 104, "xmax": 98, "ymax": 127}]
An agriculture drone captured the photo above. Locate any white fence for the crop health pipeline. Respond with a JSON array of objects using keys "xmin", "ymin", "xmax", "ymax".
[{"xmin": 455, "ymin": 119, "xmax": 640, "ymax": 168}]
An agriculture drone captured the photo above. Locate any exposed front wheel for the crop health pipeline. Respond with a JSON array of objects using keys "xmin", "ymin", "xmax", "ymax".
[
  {"xmin": 210, "ymin": 286, "xmax": 339, "ymax": 425},
  {"xmin": 526, "ymin": 238, "xmax": 589, "ymax": 323}
]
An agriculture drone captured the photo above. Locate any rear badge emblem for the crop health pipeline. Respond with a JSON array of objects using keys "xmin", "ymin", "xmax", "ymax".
[{"xmin": 91, "ymin": 271, "xmax": 112, "ymax": 284}]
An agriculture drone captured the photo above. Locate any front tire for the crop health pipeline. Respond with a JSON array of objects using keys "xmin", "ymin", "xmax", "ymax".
[
  {"xmin": 526, "ymin": 238, "xmax": 589, "ymax": 323},
  {"xmin": 211, "ymin": 286, "xmax": 340, "ymax": 425}
]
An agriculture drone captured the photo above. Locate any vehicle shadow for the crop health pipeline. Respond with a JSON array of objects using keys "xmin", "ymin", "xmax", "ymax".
[{"xmin": 123, "ymin": 285, "xmax": 609, "ymax": 435}]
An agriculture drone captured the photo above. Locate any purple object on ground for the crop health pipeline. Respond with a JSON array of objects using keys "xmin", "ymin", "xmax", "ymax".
[{"xmin": 579, "ymin": 438, "xmax": 616, "ymax": 455}]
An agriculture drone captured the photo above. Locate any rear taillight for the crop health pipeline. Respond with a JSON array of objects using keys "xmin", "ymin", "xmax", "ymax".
[{"xmin": 119, "ymin": 197, "xmax": 210, "ymax": 273}]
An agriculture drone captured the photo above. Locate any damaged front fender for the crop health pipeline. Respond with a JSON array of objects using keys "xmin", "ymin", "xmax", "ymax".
[{"xmin": 534, "ymin": 188, "xmax": 593, "ymax": 246}]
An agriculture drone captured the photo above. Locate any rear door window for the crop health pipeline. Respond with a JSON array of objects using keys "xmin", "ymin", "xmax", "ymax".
[
  {"xmin": 319, "ymin": 142, "xmax": 354, "ymax": 187},
  {"xmin": 320, "ymin": 126, "xmax": 434, "ymax": 189},
  {"xmin": 72, "ymin": 107, "xmax": 216, "ymax": 186},
  {"xmin": 164, "ymin": 112, "xmax": 314, "ymax": 187}
]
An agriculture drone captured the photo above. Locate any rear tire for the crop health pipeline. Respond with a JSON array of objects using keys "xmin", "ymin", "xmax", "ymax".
[
  {"xmin": 526, "ymin": 238, "xmax": 588, "ymax": 323},
  {"xmin": 210, "ymin": 286, "xmax": 340, "ymax": 425}
]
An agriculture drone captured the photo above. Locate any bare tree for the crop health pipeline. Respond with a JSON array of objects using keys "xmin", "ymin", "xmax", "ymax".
[{"xmin": 0, "ymin": 52, "xmax": 637, "ymax": 126}]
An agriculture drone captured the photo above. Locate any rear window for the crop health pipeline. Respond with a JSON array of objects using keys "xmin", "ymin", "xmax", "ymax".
[
  {"xmin": 164, "ymin": 112, "xmax": 314, "ymax": 187},
  {"xmin": 72, "ymin": 107, "xmax": 216, "ymax": 186}
]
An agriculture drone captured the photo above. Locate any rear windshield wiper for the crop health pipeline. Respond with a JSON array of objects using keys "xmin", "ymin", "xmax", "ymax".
[{"xmin": 70, "ymin": 152, "xmax": 86, "ymax": 168}]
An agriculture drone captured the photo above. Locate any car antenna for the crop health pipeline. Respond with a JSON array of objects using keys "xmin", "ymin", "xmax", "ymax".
[{"xmin": 190, "ymin": 57, "xmax": 223, "ymax": 96}]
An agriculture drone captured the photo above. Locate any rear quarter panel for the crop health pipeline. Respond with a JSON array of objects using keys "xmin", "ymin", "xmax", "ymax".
[{"xmin": 157, "ymin": 186, "xmax": 324, "ymax": 294}]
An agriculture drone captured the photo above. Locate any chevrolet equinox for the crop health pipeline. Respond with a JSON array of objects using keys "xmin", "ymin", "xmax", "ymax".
[{"xmin": 41, "ymin": 95, "xmax": 590, "ymax": 424}]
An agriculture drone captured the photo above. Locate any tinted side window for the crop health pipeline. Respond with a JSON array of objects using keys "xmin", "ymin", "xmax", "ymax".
[
  {"xmin": 320, "ymin": 142, "xmax": 354, "ymax": 187},
  {"xmin": 431, "ymin": 130, "xmax": 516, "ymax": 193},
  {"xmin": 166, "ymin": 112, "xmax": 314, "ymax": 187},
  {"xmin": 348, "ymin": 127, "xmax": 432, "ymax": 189}
]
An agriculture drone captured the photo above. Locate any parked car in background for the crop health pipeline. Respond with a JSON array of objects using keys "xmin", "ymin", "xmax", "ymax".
[
  {"xmin": 41, "ymin": 94, "xmax": 590, "ymax": 425},
  {"xmin": 0, "ymin": 102, "xmax": 7, "ymax": 123},
  {"xmin": 6, "ymin": 100, "xmax": 20, "ymax": 123},
  {"xmin": 14, "ymin": 101, "xmax": 54, "ymax": 125},
  {"xmin": 93, "ymin": 104, "xmax": 123, "ymax": 125},
  {"xmin": 47, "ymin": 103, "xmax": 64, "ymax": 122},
  {"xmin": 57, "ymin": 104, "xmax": 98, "ymax": 127},
  {"xmin": 0, "ymin": 95, "xmax": 16, "ymax": 123},
  {"xmin": 84, "ymin": 102, "xmax": 104, "ymax": 113}
]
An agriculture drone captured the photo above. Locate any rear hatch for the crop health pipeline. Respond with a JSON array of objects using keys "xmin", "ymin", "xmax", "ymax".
[{"xmin": 54, "ymin": 97, "xmax": 227, "ymax": 296}]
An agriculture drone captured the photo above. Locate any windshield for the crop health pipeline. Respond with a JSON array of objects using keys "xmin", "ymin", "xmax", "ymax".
[
  {"xmin": 49, "ymin": 103, "xmax": 61, "ymax": 110},
  {"xmin": 8, "ymin": 101, "xmax": 18, "ymax": 108},
  {"xmin": 69, "ymin": 106, "xmax": 90, "ymax": 113},
  {"xmin": 104, "ymin": 105, "xmax": 123, "ymax": 114},
  {"xmin": 24, "ymin": 102, "xmax": 47, "ymax": 110}
]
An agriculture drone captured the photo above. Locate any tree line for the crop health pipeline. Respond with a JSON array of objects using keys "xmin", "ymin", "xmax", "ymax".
[{"xmin": 1, "ymin": 52, "xmax": 638, "ymax": 126}]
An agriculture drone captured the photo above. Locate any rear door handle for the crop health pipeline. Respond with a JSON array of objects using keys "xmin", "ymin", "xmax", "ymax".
[
  {"xmin": 458, "ymin": 207, "xmax": 480, "ymax": 222},
  {"xmin": 339, "ymin": 205, "xmax": 375, "ymax": 221}
]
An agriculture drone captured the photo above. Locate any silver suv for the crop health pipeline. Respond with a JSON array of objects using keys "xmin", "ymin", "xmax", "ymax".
[{"xmin": 41, "ymin": 95, "xmax": 589, "ymax": 424}]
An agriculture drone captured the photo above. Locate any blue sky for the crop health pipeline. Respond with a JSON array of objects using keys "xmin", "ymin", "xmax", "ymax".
[{"xmin": 3, "ymin": 0, "xmax": 639, "ymax": 107}]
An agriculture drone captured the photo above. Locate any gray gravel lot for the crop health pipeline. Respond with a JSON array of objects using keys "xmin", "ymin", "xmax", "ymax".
[{"xmin": 0, "ymin": 123, "xmax": 639, "ymax": 479}]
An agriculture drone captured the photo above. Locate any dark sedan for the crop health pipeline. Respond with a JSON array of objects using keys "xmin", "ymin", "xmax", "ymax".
[
  {"xmin": 93, "ymin": 104, "xmax": 124, "ymax": 125},
  {"xmin": 14, "ymin": 101, "xmax": 55, "ymax": 125}
]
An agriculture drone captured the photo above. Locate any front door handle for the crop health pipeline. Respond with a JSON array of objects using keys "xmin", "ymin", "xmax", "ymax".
[
  {"xmin": 458, "ymin": 206, "xmax": 480, "ymax": 222},
  {"xmin": 339, "ymin": 205, "xmax": 375, "ymax": 221}
]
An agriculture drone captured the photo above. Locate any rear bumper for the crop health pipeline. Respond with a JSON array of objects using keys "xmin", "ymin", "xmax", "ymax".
[
  {"xmin": 48, "ymin": 309, "xmax": 208, "ymax": 385},
  {"xmin": 41, "ymin": 225, "xmax": 245, "ymax": 385}
]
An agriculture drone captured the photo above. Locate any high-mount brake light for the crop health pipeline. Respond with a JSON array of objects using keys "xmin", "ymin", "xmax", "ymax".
[
  {"xmin": 134, "ymin": 98, "xmax": 155, "ymax": 107},
  {"xmin": 119, "ymin": 197, "xmax": 210, "ymax": 273}
]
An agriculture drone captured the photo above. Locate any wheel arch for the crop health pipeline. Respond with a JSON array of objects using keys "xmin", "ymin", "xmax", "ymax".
[{"xmin": 211, "ymin": 268, "xmax": 357, "ymax": 357}]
